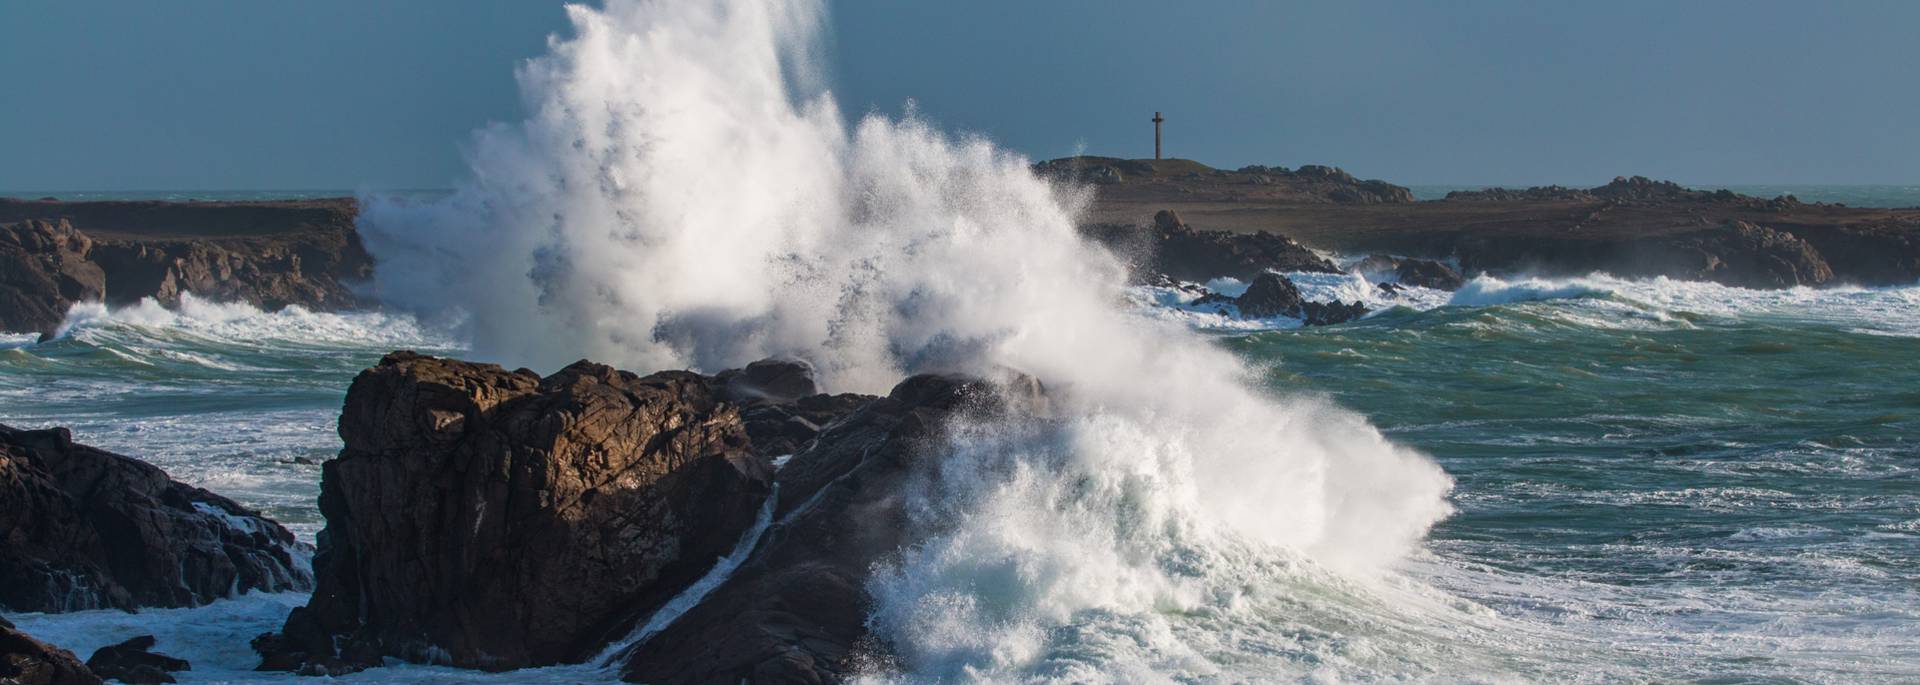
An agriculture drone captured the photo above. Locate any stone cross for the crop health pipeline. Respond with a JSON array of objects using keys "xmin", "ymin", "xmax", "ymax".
[{"xmin": 1153, "ymin": 111, "xmax": 1165, "ymax": 160}]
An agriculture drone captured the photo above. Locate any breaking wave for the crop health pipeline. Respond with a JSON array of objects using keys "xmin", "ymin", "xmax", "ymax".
[{"xmin": 356, "ymin": 0, "xmax": 1452, "ymax": 679}]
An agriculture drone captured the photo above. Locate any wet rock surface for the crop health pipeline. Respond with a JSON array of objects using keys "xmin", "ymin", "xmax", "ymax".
[
  {"xmin": 618, "ymin": 373, "xmax": 1019, "ymax": 685},
  {"xmin": 0, "ymin": 424, "xmax": 312, "ymax": 614},
  {"xmin": 83, "ymin": 636, "xmax": 187, "ymax": 685},
  {"xmin": 0, "ymin": 616, "xmax": 101, "ymax": 685}
]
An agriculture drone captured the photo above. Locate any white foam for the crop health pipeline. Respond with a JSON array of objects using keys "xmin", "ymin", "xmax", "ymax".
[{"xmin": 354, "ymin": 0, "xmax": 1454, "ymax": 680}]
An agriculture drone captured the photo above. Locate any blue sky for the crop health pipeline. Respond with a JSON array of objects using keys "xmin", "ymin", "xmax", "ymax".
[{"xmin": 2, "ymin": 0, "xmax": 1915, "ymax": 190}]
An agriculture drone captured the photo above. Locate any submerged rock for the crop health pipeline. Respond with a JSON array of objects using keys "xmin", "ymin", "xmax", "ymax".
[
  {"xmin": 84, "ymin": 636, "xmax": 187, "ymax": 685},
  {"xmin": 254, "ymin": 352, "xmax": 776, "ymax": 673},
  {"xmin": 0, "ymin": 616, "xmax": 100, "ymax": 685},
  {"xmin": 0, "ymin": 424, "xmax": 312, "ymax": 614}
]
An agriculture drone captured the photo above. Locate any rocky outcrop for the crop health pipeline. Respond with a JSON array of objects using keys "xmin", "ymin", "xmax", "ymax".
[
  {"xmin": 0, "ymin": 616, "xmax": 100, "ymax": 685},
  {"xmin": 1354, "ymin": 254, "xmax": 1466, "ymax": 290},
  {"xmin": 253, "ymin": 352, "xmax": 777, "ymax": 674},
  {"xmin": 713, "ymin": 359, "xmax": 872, "ymax": 457},
  {"xmin": 0, "ymin": 199, "xmax": 370, "ymax": 337},
  {"xmin": 84, "ymin": 637, "xmax": 187, "ymax": 685},
  {"xmin": 0, "ymin": 424, "xmax": 312, "ymax": 614},
  {"xmin": 1081, "ymin": 209, "xmax": 1339, "ymax": 283},
  {"xmin": 1652, "ymin": 220, "xmax": 1834, "ymax": 288},
  {"xmin": 0, "ymin": 220, "xmax": 106, "ymax": 336},
  {"xmin": 1190, "ymin": 273, "xmax": 1369, "ymax": 325},
  {"xmin": 1034, "ymin": 157, "xmax": 1413, "ymax": 205},
  {"xmin": 617, "ymin": 373, "xmax": 1023, "ymax": 684}
]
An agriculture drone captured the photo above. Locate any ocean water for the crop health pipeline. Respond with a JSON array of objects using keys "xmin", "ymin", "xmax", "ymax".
[
  {"xmin": 5, "ymin": 273, "xmax": 1916, "ymax": 683},
  {"xmin": 5, "ymin": 1, "xmax": 1918, "ymax": 683}
]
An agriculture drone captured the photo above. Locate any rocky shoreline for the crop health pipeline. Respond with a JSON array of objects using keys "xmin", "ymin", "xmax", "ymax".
[
  {"xmin": 0, "ymin": 198, "xmax": 368, "ymax": 337},
  {"xmin": 1, "ymin": 351, "xmax": 1031, "ymax": 683},
  {"xmin": 6, "ymin": 167, "xmax": 1916, "ymax": 338}
]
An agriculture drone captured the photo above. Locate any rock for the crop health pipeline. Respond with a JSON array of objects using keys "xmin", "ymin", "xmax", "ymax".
[
  {"xmin": 0, "ymin": 617, "xmax": 101, "ymax": 685},
  {"xmin": 84, "ymin": 636, "xmax": 187, "ymax": 685},
  {"xmin": 713, "ymin": 359, "xmax": 818, "ymax": 405},
  {"xmin": 1647, "ymin": 220, "xmax": 1834, "ymax": 288},
  {"xmin": 0, "ymin": 220, "xmax": 105, "ymax": 336},
  {"xmin": 618, "ymin": 373, "xmax": 1025, "ymax": 685},
  {"xmin": 0, "ymin": 424, "xmax": 312, "ymax": 613},
  {"xmin": 0, "ymin": 198, "xmax": 371, "ymax": 337},
  {"xmin": 1393, "ymin": 259, "xmax": 1465, "ymax": 290},
  {"xmin": 1081, "ymin": 211, "xmax": 1339, "ymax": 283},
  {"xmin": 254, "ymin": 351, "xmax": 775, "ymax": 673},
  {"xmin": 1235, "ymin": 273, "xmax": 1306, "ymax": 318},
  {"xmin": 1301, "ymin": 300, "xmax": 1370, "ymax": 326}
]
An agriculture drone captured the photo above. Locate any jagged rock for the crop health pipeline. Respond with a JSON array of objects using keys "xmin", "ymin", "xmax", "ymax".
[
  {"xmin": 1235, "ymin": 273, "xmax": 1306, "ymax": 318},
  {"xmin": 1081, "ymin": 210, "xmax": 1338, "ymax": 283},
  {"xmin": 1651, "ymin": 220, "xmax": 1834, "ymax": 288},
  {"xmin": 0, "ymin": 617, "xmax": 101, "ymax": 685},
  {"xmin": 1354, "ymin": 255, "xmax": 1465, "ymax": 291},
  {"xmin": 618, "ymin": 373, "xmax": 1024, "ymax": 685},
  {"xmin": 1300, "ymin": 300, "xmax": 1370, "ymax": 326},
  {"xmin": 0, "ymin": 424, "xmax": 311, "ymax": 614},
  {"xmin": 0, "ymin": 220, "xmax": 105, "ymax": 336},
  {"xmin": 0, "ymin": 199, "xmax": 370, "ymax": 337},
  {"xmin": 254, "ymin": 352, "xmax": 775, "ymax": 673},
  {"xmin": 84, "ymin": 636, "xmax": 187, "ymax": 685}
]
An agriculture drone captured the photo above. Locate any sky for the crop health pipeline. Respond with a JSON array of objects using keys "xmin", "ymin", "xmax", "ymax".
[{"xmin": 2, "ymin": 0, "xmax": 1916, "ymax": 190}]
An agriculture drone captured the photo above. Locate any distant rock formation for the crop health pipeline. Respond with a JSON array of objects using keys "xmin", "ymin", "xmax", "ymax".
[
  {"xmin": 1190, "ymin": 273, "xmax": 1370, "ymax": 325},
  {"xmin": 0, "ymin": 616, "xmax": 100, "ymax": 685},
  {"xmin": 1081, "ymin": 209, "xmax": 1340, "ymax": 283},
  {"xmin": 253, "ymin": 352, "xmax": 784, "ymax": 674},
  {"xmin": 1034, "ymin": 156, "xmax": 1414, "ymax": 204},
  {"xmin": 0, "ymin": 199, "xmax": 370, "ymax": 337},
  {"xmin": 1354, "ymin": 254, "xmax": 1466, "ymax": 290},
  {"xmin": 0, "ymin": 424, "xmax": 312, "ymax": 614}
]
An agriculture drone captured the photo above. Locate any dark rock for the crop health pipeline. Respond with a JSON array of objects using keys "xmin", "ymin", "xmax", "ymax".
[
  {"xmin": 0, "ymin": 424, "xmax": 312, "ymax": 613},
  {"xmin": 1235, "ymin": 273, "xmax": 1306, "ymax": 318},
  {"xmin": 1393, "ymin": 259, "xmax": 1465, "ymax": 290},
  {"xmin": 1081, "ymin": 210, "xmax": 1338, "ymax": 283},
  {"xmin": 84, "ymin": 636, "xmax": 187, "ymax": 684},
  {"xmin": 1646, "ymin": 220, "xmax": 1834, "ymax": 288},
  {"xmin": 618, "ymin": 373, "xmax": 1025, "ymax": 685},
  {"xmin": 713, "ymin": 359, "xmax": 819, "ymax": 405},
  {"xmin": 254, "ymin": 351, "xmax": 774, "ymax": 673},
  {"xmin": 0, "ymin": 619, "xmax": 100, "ymax": 685},
  {"xmin": 1300, "ymin": 300, "xmax": 1370, "ymax": 326}
]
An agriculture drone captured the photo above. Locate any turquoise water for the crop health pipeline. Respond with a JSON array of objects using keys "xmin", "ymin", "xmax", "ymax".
[{"xmin": 3, "ymin": 275, "xmax": 1918, "ymax": 682}]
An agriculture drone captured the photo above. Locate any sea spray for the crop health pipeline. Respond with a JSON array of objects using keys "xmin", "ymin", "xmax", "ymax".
[{"xmin": 357, "ymin": 0, "xmax": 1453, "ymax": 678}]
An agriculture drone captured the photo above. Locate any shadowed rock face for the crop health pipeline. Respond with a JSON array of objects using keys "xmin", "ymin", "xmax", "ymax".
[
  {"xmin": 254, "ymin": 352, "xmax": 776, "ymax": 674},
  {"xmin": 84, "ymin": 636, "xmax": 188, "ymax": 685},
  {"xmin": 1080, "ymin": 209, "xmax": 1340, "ymax": 283},
  {"xmin": 0, "ymin": 199, "xmax": 370, "ymax": 337},
  {"xmin": 618, "ymin": 373, "xmax": 1019, "ymax": 685},
  {"xmin": 0, "ymin": 616, "xmax": 100, "ymax": 685},
  {"xmin": 0, "ymin": 424, "xmax": 312, "ymax": 614}
]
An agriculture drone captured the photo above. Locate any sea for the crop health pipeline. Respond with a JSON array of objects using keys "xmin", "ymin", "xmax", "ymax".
[{"xmin": 4, "ymin": 0, "xmax": 1918, "ymax": 681}]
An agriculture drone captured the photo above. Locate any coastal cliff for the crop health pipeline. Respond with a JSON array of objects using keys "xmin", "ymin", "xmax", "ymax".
[{"xmin": 0, "ymin": 198, "xmax": 370, "ymax": 335}]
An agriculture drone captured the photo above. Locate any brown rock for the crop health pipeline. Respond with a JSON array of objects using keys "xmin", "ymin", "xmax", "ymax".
[
  {"xmin": 254, "ymin": 351, "xmax": 775, "ymax": 673},
  {"xmin": 0, "ymin": 617, "xmax": 101, "ymax": 685}
]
